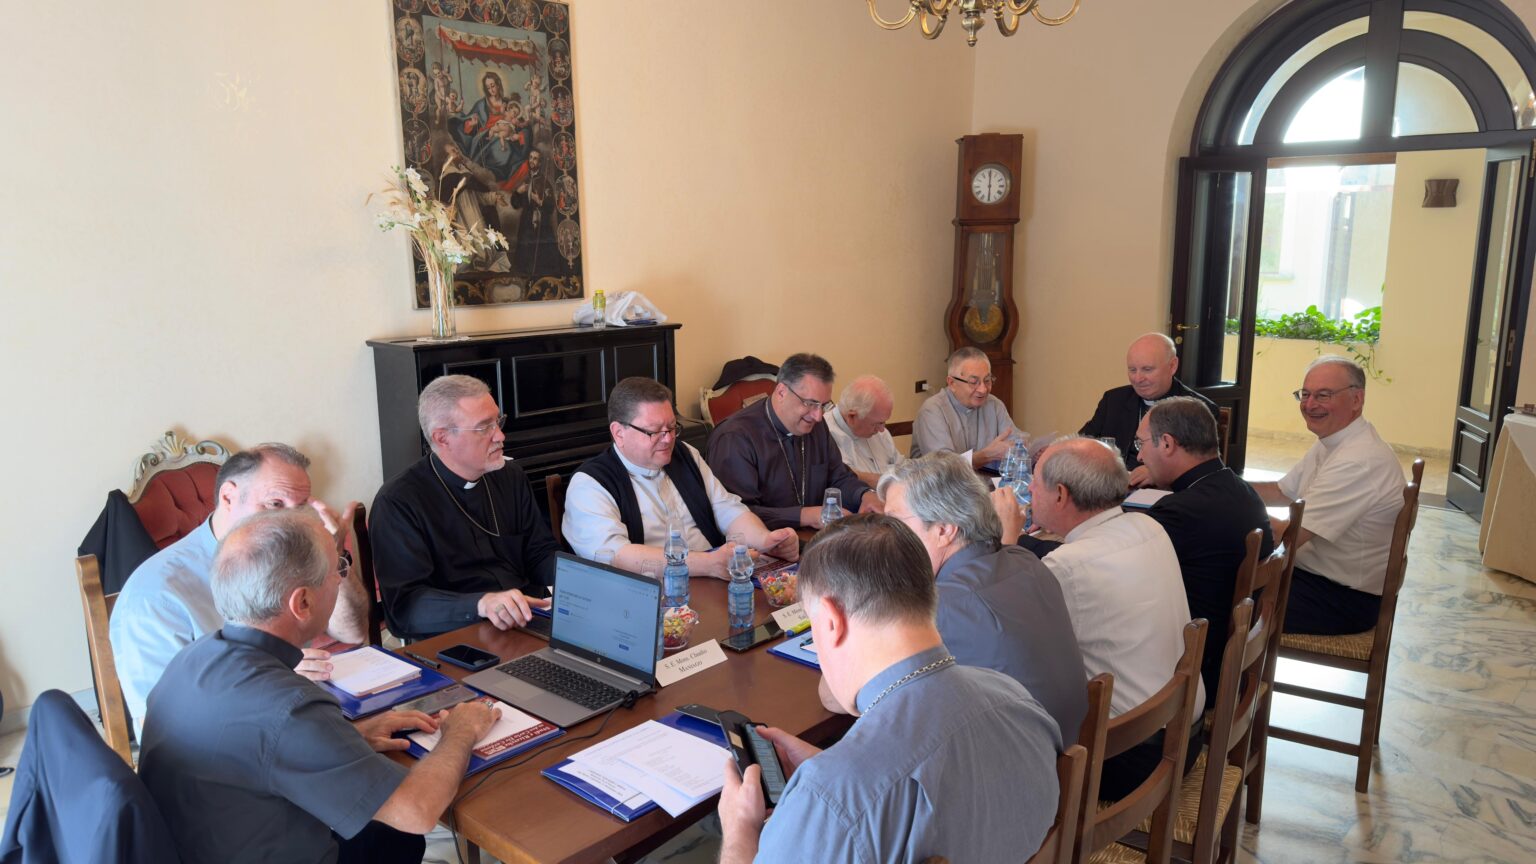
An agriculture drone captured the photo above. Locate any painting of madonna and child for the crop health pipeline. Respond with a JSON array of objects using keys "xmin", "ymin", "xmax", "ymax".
[{"xmin": 392, "ymin": 0, "xmax": 582, "ymax": 307}]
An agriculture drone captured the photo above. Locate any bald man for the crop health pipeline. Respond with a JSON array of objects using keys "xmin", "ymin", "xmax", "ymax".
[
  {"xmin": 1081, "ymin": 333, "xmax": 1217, "ymax": 487},
  {"xmin": 825, "ymin": 375, "xmax": 904, "ymax": 488}
]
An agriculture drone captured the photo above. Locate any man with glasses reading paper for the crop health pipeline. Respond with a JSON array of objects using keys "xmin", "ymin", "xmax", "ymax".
[
  {"xmin": 1250, "ymin": 356, "xmax": 1403, "ymax": 635},
  {"xmin": 911, "ymin": 347, "xmax": 1022, "ymax": 467},
  {"xmin": 708, "ymin": 353, "xmax": 882, "ymax": 530},
  {"xmin": 371, "ymin": 374, "xmax": 559, "ymax": 640}
]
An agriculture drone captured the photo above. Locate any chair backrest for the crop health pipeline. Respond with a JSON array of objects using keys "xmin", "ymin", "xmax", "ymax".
[
  {"xmin": 1026, "ymin": 744, "xmax": 1088, "ymax": 864},
  {"xmin": 75, "ymin": 555, "xmax": 133, "ymax": 766},
  {"xmin": 1370, "ymin": 459, "xmax": 1423, "ymax": 654},
  {"xmin": 1216, "ymin": 407, "xmax": 1233, "ymax": 462},
  {"xmin": 1192, "ymin": 599, "xmax": 1271, "ymax": 863},
  {"xmin": 699, "ymin": 376, "xmax": 778, "ymax": 427},
  {"xmin": 546, "ymin": 473, "xmax": 566, "ymax": 541},
  {"xmin": 351, "ymin": 504, "xmax": 385, "ymax": 648},
  {"xmin": 1077, "ymin": 620, "xmax": 1208, "ymax": 864},
  {"xmin": 126, "ymin": 431, "xmax": 230, "ymax": 550},
  {"xmin": 1072, "ymin": 674, "xmax": 1114, "ymax": 863}
]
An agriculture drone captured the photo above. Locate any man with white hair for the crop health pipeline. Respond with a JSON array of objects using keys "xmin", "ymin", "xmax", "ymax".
[
  {"xmin": 1251, "ymin": 355, "xmax": 1403, "ymax": 635},
  {"xmin": 910, "ymin": 347, "xmax": 1021, "ymax": 467},
  {"xmin": 1081, "ymin": 333, "xmax": 1217, "ymax": 487},
  {"xmin": 140, "ymin": 508, "xmax": 497, "ymax": 864},
  {"xmin": 1028, "ymin": 436, "xmax": 1201, "ymax": 799},
  {"xmin": 825, "ymin": 374, "xmax": 903, "ymax": 487},
  {"xmin": 370, "ymin": 374, "xmax": 559, "ymax": 640},
  {"xmin": 879, "ymin": 452, "xmax": 1087, "ymax": 741}
]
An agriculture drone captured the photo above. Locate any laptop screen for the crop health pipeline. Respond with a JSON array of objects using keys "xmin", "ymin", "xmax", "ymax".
[{"xmin": 549, "ymin": 553, "xmax": 661, "ymax": 680}]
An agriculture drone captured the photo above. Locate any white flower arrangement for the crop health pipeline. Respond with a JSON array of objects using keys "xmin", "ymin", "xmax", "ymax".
[{"xmin": 371, "ymin": 164, "xmax": 507, "ymax": 270}]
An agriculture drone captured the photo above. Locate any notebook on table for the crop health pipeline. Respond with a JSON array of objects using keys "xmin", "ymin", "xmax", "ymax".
[
  {"xmin": 406, "ymin": 695, "xmax": 563, "ymax": 776},
  {"xmin": 767, "ymin": 633, "xmax": 820, "ymax": 669},
  {"xmin": 464, "ymin": 553, "xmax": 661, "ymax": 728},
  {"xmin": 316, "ymin": 646, "xmax": 456, "ymax": 719}
]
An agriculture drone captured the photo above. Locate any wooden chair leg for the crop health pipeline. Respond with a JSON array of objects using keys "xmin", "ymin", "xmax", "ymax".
[
  {"xmin": 1356, "ymin": 678, "xmax": 1386, "ymax": 794},
  {"xmin": 1245, "ymin": 703, "xmax": 1271, "ymax": 824}
]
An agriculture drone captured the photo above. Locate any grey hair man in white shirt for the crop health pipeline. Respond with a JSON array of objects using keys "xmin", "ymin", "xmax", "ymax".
[
  {"xmin": 562, "ymin": 377, "xmax": 799, "ymax": 577},
  {"xmin": 825, "ymin": 375, "xmax": 904, "ymax": 488}
]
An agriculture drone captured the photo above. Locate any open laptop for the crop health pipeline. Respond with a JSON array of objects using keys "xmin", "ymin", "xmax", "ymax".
[{"xmin": 464, "ymin": 552, "xmax": 661, "ymax": 728}]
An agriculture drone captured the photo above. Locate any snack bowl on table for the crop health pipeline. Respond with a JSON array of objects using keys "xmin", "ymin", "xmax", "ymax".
[
  {"xmin": 662, "ymin": 606, "xmax": 700, "ymax": 651},
  {"xmin": 760, "ymin": 569, "xmax": 798, "ymax": 608}
]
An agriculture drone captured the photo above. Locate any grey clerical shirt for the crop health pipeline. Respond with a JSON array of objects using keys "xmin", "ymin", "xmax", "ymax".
[
  {"xmin": 910, "ymin": 390, "xmax": 1020, "ymax": 460},
  {"xmin": 936, "ymin": 542, "xmax": 1089, "ymax": 742},
  {"xmin": 755, "ymin": 645, "xmax": 1061, "ymax": 863}
]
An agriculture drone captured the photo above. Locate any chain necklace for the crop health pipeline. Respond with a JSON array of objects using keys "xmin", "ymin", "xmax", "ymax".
[
  {"xmin": 430, "ymin": 455, "xmax": 501, "ymax": 537},
  {"xmin": 860, "ymin": 655, "xmax": 956, "ymax": 714},
  {"xmin": 768, "ymin": 400, "xmax": 808, "ymax": 506}
]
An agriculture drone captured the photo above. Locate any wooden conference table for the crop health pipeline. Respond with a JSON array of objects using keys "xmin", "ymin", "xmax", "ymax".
[{"xmin": 392, "ymin": 578, "xmax": 849, "ymax": 864}]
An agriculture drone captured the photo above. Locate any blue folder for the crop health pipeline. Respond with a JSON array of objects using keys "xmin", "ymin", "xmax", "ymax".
[
  {"xmin": 767, "ymin": 633, "xmax": 820, "ymax": 670},
  {"xmin": 404, "ymin": 697, "xmax": 565, "ymax": 777},
  {"xmin": 541, "ymin": 712, "xmax": 728, "ymax": 822},
  {"xmin": 314, "ymin": 647, "xmax": 457, "ymax": 719}
]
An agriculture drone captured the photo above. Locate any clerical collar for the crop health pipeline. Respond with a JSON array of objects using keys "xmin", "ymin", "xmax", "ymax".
[
  {"xmin": 431, "ymin": 453, "xmax": 480, "ymax": 490},
  {"xmin": 1319, "ymin": 416, "xmax": 1368, "ymax": 451},
  {"xmin": 1171, "ymin": 458, "xmax": 1225, "ymax": 493},
  {"xmin": 944, "ymin": 389, "xmax": 976, "ymax": 416},
  {"xmin": 764, "ymin": 400, "xmax": 797, "ymax": 439},
  {"xmin": 614, "ymin": 445, "xmax": 663, "ymax": 481}
]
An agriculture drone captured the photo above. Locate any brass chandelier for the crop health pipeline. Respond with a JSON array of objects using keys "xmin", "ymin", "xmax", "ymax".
[{"xmin": 867, "ymin": 0, "xmax": 1081, "ymax": 47}]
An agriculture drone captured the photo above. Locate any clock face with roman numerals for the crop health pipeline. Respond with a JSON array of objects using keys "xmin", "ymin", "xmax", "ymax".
[{"xmin": 971, "ymin": 164, "xmax": 1011, "ymax": 205}]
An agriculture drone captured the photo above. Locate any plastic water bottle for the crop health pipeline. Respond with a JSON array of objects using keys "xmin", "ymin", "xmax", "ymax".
[
  {"xmin": 727, "ymin": 544, "xmax": 755, "ymax": 631},
  {"xmin": 663, "ymin": 528, "xmax": 690, "ymax": 610},
  {"xmin": 1013, "ymin": 441, "xmax": 1033, "ymax": 531},
  {"xmin": 821, "ymin": 487, "xmax": 843, "ymax": 527},
  {"xmin": 592, "ymin": 289, "xmax": 607, "ymax": 329}
]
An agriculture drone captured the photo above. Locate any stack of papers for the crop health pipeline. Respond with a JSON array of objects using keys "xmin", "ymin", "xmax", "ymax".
[
  {"xmin": 561, "ymin": 720, "xmax": 732, "ymax": 816},
  {"xmin": 409, "ymin": 696, "xmax": 561, "ymax": 759},
  {"xmin": 328, "ymin": 646, "xmax": 423, "ymax": 697}
]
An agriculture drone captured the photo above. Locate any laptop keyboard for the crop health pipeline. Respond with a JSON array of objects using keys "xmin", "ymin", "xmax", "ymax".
[{"xmin": 497, "ymin": 655, "xmax": 626, "ymax": 710}]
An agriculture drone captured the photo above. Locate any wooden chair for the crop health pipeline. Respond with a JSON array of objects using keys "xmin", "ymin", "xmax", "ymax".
[
  {"xmin": 75, "ymin": 555, "xmax": 132, "ymax": 766},
  {"xmin": 699, "ymin": 376, "xmax": 778, "ymax": 427},
  {"xmin": 1215, "ymin": 408, "xmax": 1232, "ymax": 463},
  {"xmin": 1076, "ymin": 621, "xmax": 1207, "ymax": 864},
  {"xmin": 1070, "ymin": 675, "xmax": 1115, "ymax": 864},
  {"xmin": 545, "ymin": 473, "xmax": 566, "ymax": 540},
  {"xmin": 126, "ymin": 430, "xmax": 231, "ymax": 553},
  {"xmin": 1028, "ymin": 744, "xmax": 1089, "ymax": 864},
  {"xmin": 351, "ymin": 503, "xmax": 385, "ymax": 648},
  {"xmin": 886, "ymin": 419, "xmax": 915, "ymax": 439},
  {"xmin": 1231, "ymin": 501, "xmax": 1304, "ymax": 825},
  {"xmin": 1269, "ymin": 459, "xmax": 1423, "ymax": 793}
]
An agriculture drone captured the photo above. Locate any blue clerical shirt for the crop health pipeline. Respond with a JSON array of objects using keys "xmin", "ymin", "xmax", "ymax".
[{"xmin": 755, "ymin": 645, "xmax": 1061, "ymax": 863}]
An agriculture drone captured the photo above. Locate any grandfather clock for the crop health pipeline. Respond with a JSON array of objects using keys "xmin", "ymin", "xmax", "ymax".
[{"xmin": 946, "ymin": 133, "xmax": 1023, "ymax": 413}]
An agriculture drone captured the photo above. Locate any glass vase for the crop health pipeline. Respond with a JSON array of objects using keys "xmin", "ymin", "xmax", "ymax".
[{"xmin": 423, "ymin": 258, "xmax": 463, "ymax": 342}]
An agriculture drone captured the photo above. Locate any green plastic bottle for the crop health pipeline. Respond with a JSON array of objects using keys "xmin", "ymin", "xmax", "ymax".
[{"xmin": 592, "ymin": 289, "xmax": 607, "ymax": 329}]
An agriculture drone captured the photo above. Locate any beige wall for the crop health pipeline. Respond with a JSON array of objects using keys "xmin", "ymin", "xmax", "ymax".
[{"xmin": 0, "ymin": 1, "xmax": 970, "ymax": 713}]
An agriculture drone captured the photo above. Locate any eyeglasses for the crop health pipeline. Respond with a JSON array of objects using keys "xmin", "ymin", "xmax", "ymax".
[
  {"xmin": 949, "ymin": 374, "xmax": 997, "ymax": 390},
  {"xmin": 783, "ymin": 381, "xmax": 834, "ymax": 413},
  {"xmin": 1291, "ymin": 386, "xmax": 1360, "ymax": 403},
  {"xmin": 1132, "ymin": 435, "xmax": 1152, "ymax": 453},
  {"xmin": 336, "ymin": 556, "xmax": 352, "ymax": 580},
  {"xmin": 448, "ymin": 413, "xmax": 508, "ymax": 436},
  {"xmin": 622, "ymin": 421, "xmax": 682, "ymax": 441}
]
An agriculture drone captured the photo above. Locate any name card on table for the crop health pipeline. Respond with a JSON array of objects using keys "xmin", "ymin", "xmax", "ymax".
[
  {"xmin": 654, "ymin": 639, "xmax": 728, "ymax": 687},
  {"xmin": 771, "ymin": 602, "xmax": 809, "ymax": 634}
]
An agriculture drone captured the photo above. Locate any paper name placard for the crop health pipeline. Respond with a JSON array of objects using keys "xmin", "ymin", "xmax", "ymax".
[
  {"xmin": 771, "ymin": 602, "xmax": 808, "ymax": 633},
  {"xmin": 654, "ymin": 639, "xmax": 727, "ymax": 687}
]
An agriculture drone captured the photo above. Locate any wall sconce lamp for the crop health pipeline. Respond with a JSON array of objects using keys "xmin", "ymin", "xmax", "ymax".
[{"xmin": 1423, "ymin": 179, "xmax": 1458, "ymax": 208}]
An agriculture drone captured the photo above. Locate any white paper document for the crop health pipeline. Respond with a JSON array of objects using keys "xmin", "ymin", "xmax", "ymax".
[
  {"xmin": 328, "ymin": 646, "xmax": 422, "ymax": 697},
  {"xmin": 408, "ymin": 697, "xmax": 555, "ymax": 758},
  {"xmin": 1123, "ymin": 488, "xmax": 1173, "ymax": 509},
  {"xmin": 568, "ymin": 720, "xmax": 731, "ymax": 816}
]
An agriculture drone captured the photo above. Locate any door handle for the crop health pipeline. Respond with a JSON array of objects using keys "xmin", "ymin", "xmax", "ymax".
[{"xmin": 1174, "ymin": 324, "xmax": 1200, "ymax": 331}]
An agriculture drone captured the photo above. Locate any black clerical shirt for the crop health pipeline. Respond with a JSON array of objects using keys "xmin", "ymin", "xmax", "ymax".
[
  {"xmin": 370, "ymin": 454, "xmax": 558, "ymax": 640},
  {"xmin": 706, "ymin": 401, "xmax": 871, "ymax": 530},
  {"xmin": 1080, "ymin": 379, "xmax": 1217, "ymax": 468},
  {"xmin": 1145, "ymin": 458, "xmax": 1273, "ymax": 707}
]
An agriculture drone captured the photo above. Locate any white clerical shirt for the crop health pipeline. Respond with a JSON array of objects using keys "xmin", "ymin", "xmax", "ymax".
[{"xmin": 825, "ymin": 405, "xmax": 903, "ymax": 478}]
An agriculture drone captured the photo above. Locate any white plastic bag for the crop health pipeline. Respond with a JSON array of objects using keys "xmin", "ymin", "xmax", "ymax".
[{"xmin": 571, "ymin": 290, "xmax": 669, "ymax": 327}]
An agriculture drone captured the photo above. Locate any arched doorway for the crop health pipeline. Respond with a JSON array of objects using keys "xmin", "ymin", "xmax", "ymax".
[{"xmin": 1172, "ymin": 0, "xmax": 1536, "ymax": 514}]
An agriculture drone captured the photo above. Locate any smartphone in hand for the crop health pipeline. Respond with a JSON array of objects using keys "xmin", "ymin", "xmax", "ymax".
[{"xmin": 717, "ymin": 710, "xmax": 787, "ymax": 807}]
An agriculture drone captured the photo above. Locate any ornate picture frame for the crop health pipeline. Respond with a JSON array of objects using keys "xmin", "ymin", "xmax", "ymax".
[{"xmin": 389, "ymin": 0, "xmax": 583, "ymax": 307}]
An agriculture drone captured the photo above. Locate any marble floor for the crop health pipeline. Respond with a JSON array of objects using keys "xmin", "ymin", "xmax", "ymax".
[{"xmin": 1, "ymin": 502, "xmax": 1530, "ymax": 864}]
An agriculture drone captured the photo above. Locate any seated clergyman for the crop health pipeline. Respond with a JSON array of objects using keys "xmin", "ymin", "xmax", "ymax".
[
  {"xmin": 562, "ymin": 376, "xmax": 799, "ymax": 575},
  {"xmin": 910, "ymin": 347, "xmax": 1022, "ymax": 467},
  {"xmin": 370, "ymin": 374, "xmax": 559, "ymax": 640},
  {"xmin": 824, "ymin": 375, "xmax": 904, "ymax": 488},
  {"xmin": 1251, "ymin": 356, "xmax": 1403, "ymax": 635},
  {"xmin": 1080, "ymin": 332, "xmax": 1217, "ymax": 487},
  {"xmin": 139, "ymin": 508, "xmax": 497, "ymax": 864},
  {"xmin": 707, "ymin": 352, "xmax": 881, "ymax": 530},
  {"xmin": 110, "ymin": 443, "xmax": 366, "ymax": 733},
  {"xmin": 716, "ymin": 514, "xmax": 1061, "ymax": 863}
]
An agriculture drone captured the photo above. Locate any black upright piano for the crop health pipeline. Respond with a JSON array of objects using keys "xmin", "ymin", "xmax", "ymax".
[{"xmin": 368, "ymin": 323, "xmax": 707, "ymax": 519}]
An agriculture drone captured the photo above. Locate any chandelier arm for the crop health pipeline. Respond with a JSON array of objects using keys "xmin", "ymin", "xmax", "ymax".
[
  {"xmin": 866, "ymin": 0, "xmax": 919, "ymax": 30},
  {"xmin": 1001, "ymin": 0, "xmax": 1041, "ymax": 14},
  {"xmin": 995, "ymin": 8, "xmax": 1021, "ymax": 37},
  {"xmin": 918, "ymin": 7, "xmax": 950, "ymax": 40},
  {"xmin": 1031, "ymin": 0, "xmax": 1081, "ymax": 26}
]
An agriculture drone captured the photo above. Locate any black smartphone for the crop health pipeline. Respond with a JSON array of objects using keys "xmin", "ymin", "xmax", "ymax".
[
  {"xmin": 722, "ymin": 620, "xmax": 783, "ymax": 653},
  {"xmin": 390, "ymin": 683, "xmax": 479, "ymax": 715},
  {"xmin": 717, "ymin": 710, "xmax": 787, "ymax": 807},
  {"xmin": 674, "ymin": 703, "xmax": 721, "ymax": 725},
  {"xmin": 437, "ymin": 644, "xmax": 500, "ymax": 672}
]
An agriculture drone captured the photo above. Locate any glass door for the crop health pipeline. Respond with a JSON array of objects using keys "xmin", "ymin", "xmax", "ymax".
[
  {"xmin": 1447, "ymin": 146, "xmax": 1533, "ymax": 515},
  {"xmin": 1170, "ymin": 156, "xmax": 1268, "ymax": 471}
]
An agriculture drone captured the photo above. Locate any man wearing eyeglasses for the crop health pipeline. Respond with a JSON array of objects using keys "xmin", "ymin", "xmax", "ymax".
[
  {"xmin": 1080, "ymin": 333, "xmax": 1217, "ymax": 487},
  {"xmin": 371, "ymin": 375, "xmax": 559, "ymax": 640},
  {"xmin": 563, "ymin": 377, "xmax": 800, "ymax": 574},
  {"xmin": 1250, "ymin": 356, "xmax": 1404, "ymax": 635},
  {"xmin": 707, "ymin": 353, "xmax": 881, "ymax": 530},
  {"xmin": 911, "ymin": 347, "xmax": 1021, "ymax": 467}
]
